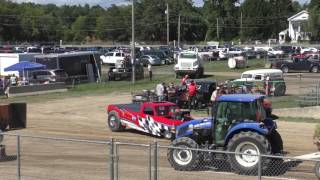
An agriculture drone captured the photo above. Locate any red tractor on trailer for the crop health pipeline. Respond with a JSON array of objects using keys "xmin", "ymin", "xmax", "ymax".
[{"xmin": 107, "ymin": 101, "xmax": 192, "ymax": 139}]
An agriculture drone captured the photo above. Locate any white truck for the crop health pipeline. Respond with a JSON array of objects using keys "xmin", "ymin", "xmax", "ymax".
[
  {"xmin": 100, "ymin": 52, "xmax": 126, "ymax": 65},
  {"xmin": 174, "ymin": 51, "xmax": 204, "ymax": 78}
]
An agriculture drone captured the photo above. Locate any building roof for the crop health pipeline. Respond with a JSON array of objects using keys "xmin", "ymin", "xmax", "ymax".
[
  {"xmin": 279, "ymin": 29, "xmax": 288, "ymax": 35},
  {"xmin": 34, "ymin": 51, "xmax": 100, "ymax": 59},
  {"xmin": 241, "ymin": 69, "xmax": 283, "ymax": 75},
  {"xmin": 288, "ymin": 10, "xmax": 309, "ymax": 22},
  {"xmin": 217, "ymin": 94, "xmax": 265, "ymax": 102}
]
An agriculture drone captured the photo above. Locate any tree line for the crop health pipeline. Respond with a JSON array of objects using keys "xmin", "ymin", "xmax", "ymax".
[{"xmin": 0, "ymin": 0, "xmax": 319, "ymax": 44}]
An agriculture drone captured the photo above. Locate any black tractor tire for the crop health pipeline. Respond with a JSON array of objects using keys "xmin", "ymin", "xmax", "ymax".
[
  {"xmin": 315, "ymin": 161, "xmax": 320, "ymax": 179},
  {"xmin": 274, "ymin": 84, "xmax": 286, "ymax": 96},
  {"xmin": 281, "ymin": 66, "xmax": 289, "ymax": 73},
  {"xmin": 108, "ymin": 111, "xmax": 125, "ymax": 132},
  {"xmin": 311, "ymin": 66, "xmax": 319, "ymax": 73},
  {"xmin": 227, "ymin": 131, "xmax": 271, "ymax": 175},
  {"xmin": 167, "ymin": 137, "xmax": 202, "ymax": 171},
  {"xmin": 268, "ymin": 129, "xmax": 283, "ymax": 154}
]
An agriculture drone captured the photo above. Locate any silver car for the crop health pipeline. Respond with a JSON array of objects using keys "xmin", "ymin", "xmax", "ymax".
[
  {"xmin": 139, "ymin": 55, "xmax": 162, "ymax": 66},
  {"xmin": 29, "ymin": 69, "xmax": 68, "ymax": 84}
]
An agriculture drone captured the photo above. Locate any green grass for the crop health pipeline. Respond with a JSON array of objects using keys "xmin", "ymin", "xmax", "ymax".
[
  {"xmin": 278, "ymin": 117, "xmax": 320, "ymax": 124},
  {"xmin": 268, "ymin": 95, "xmax": 300, "ymax": 109},
  {"xmin": 204, "ymin": 58, "xmax": 267, "ymax": 73}
]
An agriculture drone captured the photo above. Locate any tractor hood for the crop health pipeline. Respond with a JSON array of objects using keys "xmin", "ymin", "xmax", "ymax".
[{"xmin": 176, "ymin": 117, "xmax": 213, "ymax": 138}]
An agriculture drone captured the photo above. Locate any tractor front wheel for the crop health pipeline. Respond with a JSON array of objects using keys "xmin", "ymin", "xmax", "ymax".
[
  {"xmin": 167, "ymin": 137, "xmax": 202, "ymax": 171},
  {"xmin": 227, "ymin": 131, "xmax": 271, "ymax": 175}
]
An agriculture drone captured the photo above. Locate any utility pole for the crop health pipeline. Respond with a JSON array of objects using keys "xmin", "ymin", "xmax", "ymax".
[
  {"xmin": 166, "ymin": 3, "xmax": 169, "ymax": 46},
  {"xmin": 131, "ymin": 0, "xmax": 135, "ymax": 84},
  {"xmin": 216, "ymin": 18, "xmax": 219, "ymax": 40},
  {"xmin": 178, "ymin": 14, "xmax": 181, "ymax": 48},
  {"xmin": 240, "ymin": 11, "xmax": 243, "ymax": 44}
]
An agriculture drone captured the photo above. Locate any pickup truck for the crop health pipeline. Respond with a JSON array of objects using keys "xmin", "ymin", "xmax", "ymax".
[
  {"xmin": 107, "ymin": 101, "xmax": 192, "ymax": 139},
  {"xmin": 271, "ymin": 56, "xmax": 320, "ymax": 73},
  {"xmin": 100, "ymin": 52, "xmax": 126, "ymax": 65}
]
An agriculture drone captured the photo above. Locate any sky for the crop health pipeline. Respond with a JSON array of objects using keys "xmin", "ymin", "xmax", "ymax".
[{"xmin": 11, "ymin": 0, "xmax": 311, "ymax": 8}]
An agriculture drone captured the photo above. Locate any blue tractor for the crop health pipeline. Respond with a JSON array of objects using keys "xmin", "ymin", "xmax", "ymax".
[{"xmin": 167, "ymin": 94, "xmax": 283, "ymax": 174}]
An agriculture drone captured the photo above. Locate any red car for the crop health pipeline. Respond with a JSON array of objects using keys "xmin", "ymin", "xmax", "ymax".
[{"xmin": 107, "ymin": 101, "xmax": 192, "ymax": 139}]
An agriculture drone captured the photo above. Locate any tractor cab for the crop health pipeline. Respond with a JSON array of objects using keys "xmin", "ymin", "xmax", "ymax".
[{"xmin": 213, "ymin": 95, "xmax": 266, "ymax": 145}]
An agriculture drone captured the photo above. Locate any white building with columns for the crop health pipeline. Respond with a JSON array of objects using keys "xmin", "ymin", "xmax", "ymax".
[{"xmin": 279, "ymin": 10, "xmax": 310, "ymax": 43}]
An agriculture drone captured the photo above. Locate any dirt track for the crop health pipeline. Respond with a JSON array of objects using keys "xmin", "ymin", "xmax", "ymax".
[{"xmin": 0, "ymin": 93, "xmax": 318, "ymax": 180}]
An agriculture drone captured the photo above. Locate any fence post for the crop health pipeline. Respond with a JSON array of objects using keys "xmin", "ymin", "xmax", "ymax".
[
  {"xmin": 257, "ymin": 154, "xmax": 262, "ymax": 180},
  {"xmin": 17, "ymin": 135, "xmax": 21, "ymax": 180},
  {"xmin": 114, "ymin": 143, "xmax": 119, "ymax": 180},
  {"xmin": 109, "ymin": 138, "xmax": 114, "ymax": 180},
  {"xmin": 153, "ymin": 142, "xmax": 158, "ymax": 180},
  {"xmin": 149, "ymin": 144, "xmax": 152, "ymax": 180}
]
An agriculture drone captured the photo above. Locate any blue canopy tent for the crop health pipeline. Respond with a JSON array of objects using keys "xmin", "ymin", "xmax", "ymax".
[{"xmin": 4, "ymin": 61, "xmax": 46, "ymax": 84}]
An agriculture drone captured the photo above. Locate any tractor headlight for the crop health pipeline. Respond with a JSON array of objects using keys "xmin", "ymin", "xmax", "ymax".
[{"xmin": 188, "ymin": 124, "xmax": 194, "ymax": 130}]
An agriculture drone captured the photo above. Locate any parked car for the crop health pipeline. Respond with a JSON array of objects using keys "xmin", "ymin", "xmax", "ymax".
[
  {"xmin": 271, "ymin": 56, "xmax": 320, "ymax": 73},
  {"xmin": 100, "ymin": 51, "xmax": 126, "ymax": 65},
  {"xmin": 277, "ymin": 46, "xmax": 294, "ymax": 54},
  {"xmin": 301, "ymin": 47, "xmax": 318, "ymax": 54},
  {"xmin": 28, "ymin": 69, "xmax": 68, "ymax": 84},
  {"xmin": 228, "ymin": 47, "xmax": 244, "ymax": 56},
  {"xmin": 139, "ymin": 55, "xmax": 162, "ymax": 66}
]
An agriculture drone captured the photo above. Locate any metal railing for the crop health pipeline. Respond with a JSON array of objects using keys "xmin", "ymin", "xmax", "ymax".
[{"xmin": 0, "ymin": 133, "xmax": 319, "ymax": 180}]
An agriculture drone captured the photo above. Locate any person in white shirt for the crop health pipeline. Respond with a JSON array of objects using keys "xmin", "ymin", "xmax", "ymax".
[
  {"xmin": 156, "ymin": 82, "xmax": 165, "ymax": 101},
  {"xmin": 147, "ymin": 63, "xmax": 152, "ymax": 81},
  {"xmin": 210, "ymin": 86, "xmax": 220, "ymax": 102}
]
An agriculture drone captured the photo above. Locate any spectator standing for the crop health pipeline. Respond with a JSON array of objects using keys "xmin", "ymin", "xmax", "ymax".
[
  {"xmin": 210, "ymin": 86, "xmax": 221, "ymax": 115},
  {"xmin": 188, "ymin": 80, "xmax": 197, "ymax": 110},
  {"xmin": 147, "ymin": 63, "xmax": 152, "ymax": 81},
  {"xmin": 210, "ymin": 86, "xmax": 220, "ymax": 102},
  {"xmin": 156, "ymin": 82, "xmax": 165, "ymax": 101},
  {"xmin": 4, "ymin": 77, "xmax": 11, "ymax": 98},
  {"xmin": 0, "ymin": 77, "xmax": 3, "ymax": 90},
  {"xmin": 10, "ymin": 74, "xmax": 17, "ymax": 86},
  {"xmin": 181, "ymin": 75, "xmax": 189, "ymax": 86},
  {"xmin": 167, "ymin": 82, "xmax": 177, "ymax": 103}
]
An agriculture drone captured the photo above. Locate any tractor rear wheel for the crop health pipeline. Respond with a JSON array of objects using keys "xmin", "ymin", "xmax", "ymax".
[
  {"xmin": 227, "ymin": 131, "xmax": 271, "ymax": 175},
  {"xmin": 167, "ymin": 137, "xmax": 202, "ymax": 171},
  {"xmin": 108, "ymin": 111, "xmax": 125, "ymax": 132}
]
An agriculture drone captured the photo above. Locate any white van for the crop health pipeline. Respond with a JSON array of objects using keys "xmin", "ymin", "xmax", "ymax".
[
  {"xmin": 233, "ymin": 69, "xmax": 286, "ymax": 96},
  {"xmin": 239, "ymin": 69, "xmax": 284, "ymax": 81}
]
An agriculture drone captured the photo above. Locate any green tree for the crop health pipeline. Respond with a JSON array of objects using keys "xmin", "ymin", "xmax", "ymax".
[
  {"xmin": 71, "ymin": 16, "xmax": 89, "ymax": 42},
  {"xmin": 308, "ymin": 0, "xmax": 320, "ymax": 40}
]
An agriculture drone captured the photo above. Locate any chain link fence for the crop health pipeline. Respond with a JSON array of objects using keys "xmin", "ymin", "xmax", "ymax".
[{"xmin": 0, "ymin": 133, "xmax": 319, "ymax": 180}]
